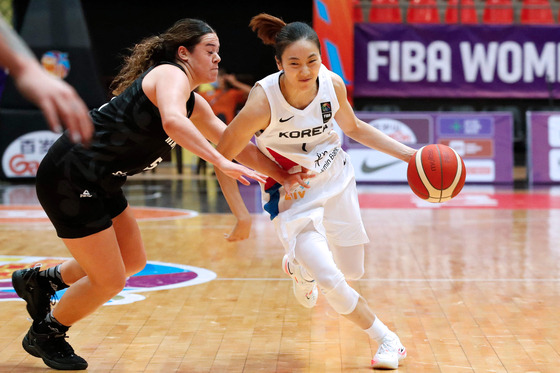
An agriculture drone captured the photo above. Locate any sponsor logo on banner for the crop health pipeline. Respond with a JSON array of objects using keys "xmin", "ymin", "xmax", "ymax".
[
  {"xmin": 348, "ymin": 149, "xmax": 408, "ymax": 182},
  {"xmin": 464, "ymin": 159, "xmax": 495, "ymax": 182},
  {"xmin": 0, "ymin": 256, "xmax": 215, "ymax": 305},
  {"xmin": 365, "ymin": 39, "xmax": 557, "ymax": 86},
  {"xmin": 438, "ymin": 117, "xmax": 494, "ymax": 136},
  {"xmin": 361, "ymin": 159, "xmax": 402, "ymax": 173},
  {"xmin": 548, "ymin": 149, "xmax": 560, "ymax": 181},
  {"xmin": 347, "ymin": 114, "xmax": 433, "ymax": 182},
  {"xmin": 40, "ymin": 51, "xmax": 70, "ymax": 79},
  {"xmin": 351, "ymin": 113, "xmax": 433, "ymax": 148},
  {"xmin": 354, "ymin": 24, "xmax": 560, "ymax": 99},
  {"xmin": 548, "ymin": 116, "xmax": 560, "ymax": 147},
  {"xmin": 1, "ymin": 130, "xmax": 60, "ymax": 178},
  {"xmin": 440, "ymin": 139, "xmax": 494, "ymax": 158},
  {"xmin": 368, "ymin": 118, "xmax": 418, "ymax": 143}
]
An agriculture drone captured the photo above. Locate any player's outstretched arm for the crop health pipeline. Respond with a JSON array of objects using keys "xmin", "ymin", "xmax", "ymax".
[
  {"xmin": 0, "ymin": 16, "xmax": 94, "ymax": 144},
  {"xmin": 330, "ymin": 72, "xmax": 414, "ymax": 163}
]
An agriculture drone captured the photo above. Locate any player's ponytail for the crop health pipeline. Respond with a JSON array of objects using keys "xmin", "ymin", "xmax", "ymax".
[
  {"xmin": 249, "ymin": 13, "xmax": 320, "ymax": 62},
  {"xmin": 249, "ymin": 13, "xmax": 286, "ymax": 46},
  {"xmin": 110, "ymin": 35, "xmax": 162, "ymax": 96}
]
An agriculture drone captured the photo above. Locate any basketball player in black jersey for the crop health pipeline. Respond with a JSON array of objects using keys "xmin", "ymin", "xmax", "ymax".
[{"xmin": 11, "ymin": 18, "xmax": 309, "ymax": 370}]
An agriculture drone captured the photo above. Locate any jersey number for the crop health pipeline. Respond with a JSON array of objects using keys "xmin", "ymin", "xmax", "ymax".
[{"xmin": 144, "ymin": 157, "xmax": 163, "ymax": 171}]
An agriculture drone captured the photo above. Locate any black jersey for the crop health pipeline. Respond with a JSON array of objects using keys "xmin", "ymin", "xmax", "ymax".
[{"xmin": 71, "ymin": 61, "xmax": 195, "ymax": 177}]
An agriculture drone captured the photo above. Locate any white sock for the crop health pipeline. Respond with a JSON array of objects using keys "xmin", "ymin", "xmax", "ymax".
[{"xmin": 364, "ymin": 317, "xmax": 390, "ymax": 343}]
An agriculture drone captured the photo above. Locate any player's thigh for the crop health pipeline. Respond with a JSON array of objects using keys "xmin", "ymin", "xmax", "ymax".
[{"xmin": 323, "ymin": 181, "xmax": 368, "ymax": 247}]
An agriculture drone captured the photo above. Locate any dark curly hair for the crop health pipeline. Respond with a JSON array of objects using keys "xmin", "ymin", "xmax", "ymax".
[{"xmin": 110, "ymin": 18, "xmax": 214, "ymax": 96}]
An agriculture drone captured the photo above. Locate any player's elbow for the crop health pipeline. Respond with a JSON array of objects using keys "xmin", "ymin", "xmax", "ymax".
[
  {"xmin": 161, "ymin": 114, "xmax": 184, "ymax": 136},
  {"xmin": 341, "ymin": 120, "xmax": 361, "ymax": 139}
]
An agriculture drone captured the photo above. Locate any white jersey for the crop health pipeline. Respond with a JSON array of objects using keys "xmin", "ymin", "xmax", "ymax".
[
  {"xmin": 255, "ymin": 64, "xmax": 341, "ymax": 174},
  {"xmin": 254, "ymin": 65, "xmax": 368, "ymax": 253}
]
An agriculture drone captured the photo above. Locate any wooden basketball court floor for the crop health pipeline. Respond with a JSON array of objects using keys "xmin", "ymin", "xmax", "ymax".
[{"xmin": 1, "ymin": 166, "xmax": 560, "ymax": 372}]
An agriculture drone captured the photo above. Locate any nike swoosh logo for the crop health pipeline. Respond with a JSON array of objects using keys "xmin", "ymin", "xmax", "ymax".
[
  {"xmin": 361, "ymin": 159, "xmax": 401, "ymax": 173},
  {"xmin": 286, "ymin": 262, "xmax": 294, "ymax": 276},
  {"xmin": 279, "ymin": 116, "xmax": 294, "ymax": 123}
]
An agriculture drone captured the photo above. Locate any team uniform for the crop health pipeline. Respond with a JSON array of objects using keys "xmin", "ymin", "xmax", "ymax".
[
  {"xmin": 256, "ymin": 64, "xmax": 407, "ymax": 369},
  {"xmin": 36, "ymin": 61, "xmax": 194, "ymax": 239},
  {"xmin": 255, "ymin": 64, "xmax": 369, "ymax": 261}
]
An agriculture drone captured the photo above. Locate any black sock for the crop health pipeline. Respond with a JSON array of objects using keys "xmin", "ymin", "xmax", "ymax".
[
  {"xmin": 35, "ymin": 312, "xmax": 69, "ymax": 334},
  {"xmin": 38, "ymin": 264, "xmax": 69, "ymax": 292}
]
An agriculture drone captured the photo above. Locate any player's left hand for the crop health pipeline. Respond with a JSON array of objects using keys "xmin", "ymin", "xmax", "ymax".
[{"xmin": 216, "ymin": 159, "xmax": 267, "ymax": 186}]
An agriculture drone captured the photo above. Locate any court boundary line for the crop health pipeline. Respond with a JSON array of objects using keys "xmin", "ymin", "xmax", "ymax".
[{"xmin": 214, "ymin": 278, "xmax": 560, "ymax": 282}]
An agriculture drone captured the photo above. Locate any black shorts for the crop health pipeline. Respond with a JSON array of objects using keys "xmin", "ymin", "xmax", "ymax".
[{"xmin": 36, "ymin": 136, "xmax": 128, "ymax": 239}]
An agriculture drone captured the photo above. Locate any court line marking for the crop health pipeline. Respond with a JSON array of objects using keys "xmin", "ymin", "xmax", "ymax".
[{"xmin": 214, "ymin": 278, "xmax": 560, "ymax": 282}]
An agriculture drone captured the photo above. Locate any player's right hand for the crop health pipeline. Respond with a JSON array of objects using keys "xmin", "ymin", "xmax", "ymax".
[
  {"xmin": 281, "ymin": 167, "xmax": 316, "ymax": 192},
  {"xmin": 15, "ymin": 63, "xmax": 94, "ymax": 145}
]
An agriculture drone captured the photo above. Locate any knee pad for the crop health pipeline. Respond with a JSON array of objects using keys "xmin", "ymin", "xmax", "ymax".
[
  {"xmin": 322, "ymin": 278, "xmax": 360, "ymax": 315},
  {"xmin": 331, "ymin": 244, "xmax": 365, "ymax": 281},
  {"xmin": 344, "ymin": 267, "xmax": 364, "ymax": 281}
]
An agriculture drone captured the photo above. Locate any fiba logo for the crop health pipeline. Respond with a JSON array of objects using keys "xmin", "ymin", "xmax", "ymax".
[{"xmin": 40, "ymin": 51, "xmax": 70, "ymax": 79}]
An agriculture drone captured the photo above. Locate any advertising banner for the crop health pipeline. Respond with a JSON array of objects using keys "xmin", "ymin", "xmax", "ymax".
[
  {"xmin": 344, "ymin": 112, "xmax": 513, "ymax": 183},
  {"xmin": 527, "ymin": 111, "xmax": 560, "ymax": 184},
  {"xmin": 354, "ymin": 23, "xmax": 560, "ymax": 99},
  {"xmin": 0, "ymin": 109, "xmax": 56, "ymax": 179},
  {"xmin": 313, "ymin": 0, "xmax": 354, "ymax": 98}
]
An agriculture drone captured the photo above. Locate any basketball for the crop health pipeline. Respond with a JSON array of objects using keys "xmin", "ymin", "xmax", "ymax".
[{"xmin": 407, "ymin": 144, "xmax": 466, "ymax": 203}]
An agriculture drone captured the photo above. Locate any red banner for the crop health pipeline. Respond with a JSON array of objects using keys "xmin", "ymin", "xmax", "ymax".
[{"xmin": 313, "ymin": 0, "xmax": 355, "ymax": 102}]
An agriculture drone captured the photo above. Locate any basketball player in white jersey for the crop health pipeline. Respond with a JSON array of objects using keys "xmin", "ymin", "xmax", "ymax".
[{"xmin": 216, "ymin": 13, "xmax": 416, "ymax": 370}]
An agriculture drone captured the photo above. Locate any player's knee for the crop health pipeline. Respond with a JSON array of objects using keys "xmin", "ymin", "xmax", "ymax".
[
  {"xmin": 314, "ymin": 268, "xmax": 345, "ymax": 293},
  {"xmin": 92, "ymin": 271, "xmax": 127, "ymax": 297},
  {"xmin": 125, "ymin": 252, "xmax": 147, "ymax": 277},
  {"xmin": 332, "ymin": 244, "xmax": 365, "ymax": 281},
  {"xmin": 343, "ymin": 266, "xmax": 364, "ymax": 281},
  {"xmin": 322, "ymin": 279, "xmax": 359, "ymax": 315}
]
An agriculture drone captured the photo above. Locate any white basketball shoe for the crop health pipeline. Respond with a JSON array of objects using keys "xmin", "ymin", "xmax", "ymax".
[
  {"xmin": 282, "ymin": 255, "xmax": 318, "ymax": 308},
  {"xmin": 371, "ymin": 331, "xmax": 407, "ymax": 369}
]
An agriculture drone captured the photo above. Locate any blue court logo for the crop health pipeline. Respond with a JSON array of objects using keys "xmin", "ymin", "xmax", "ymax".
[{"xmin": 0, "ymin": 256, "xmax": 216, "ymax": 305}]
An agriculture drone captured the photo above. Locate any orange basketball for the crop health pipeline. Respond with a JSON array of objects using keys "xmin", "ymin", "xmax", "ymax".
[{"xmin": 407, "ymin": 144, "xmax": 466, "ymax": 203}]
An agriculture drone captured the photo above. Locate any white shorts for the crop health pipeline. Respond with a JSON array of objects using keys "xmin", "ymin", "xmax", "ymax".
[{"xmin": 261, "ymin": 149, "xmax": 369, "ymax": 258}]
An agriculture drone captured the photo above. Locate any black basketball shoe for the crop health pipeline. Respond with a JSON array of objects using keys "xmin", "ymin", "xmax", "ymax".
[
  {"xmin": 12, "ymin": 266, "xmax": 56, "ymax": 321},
  {"xmin": 22, "ymin": 323, "xmax": 88, "ymax": 370}
]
